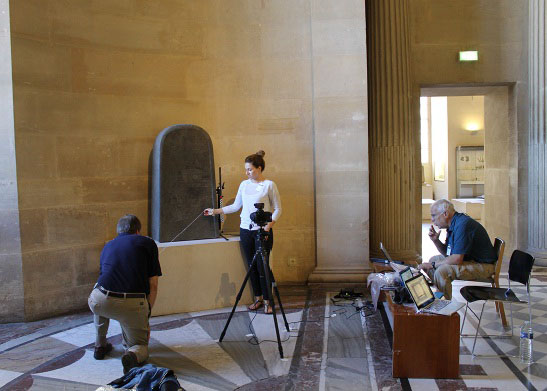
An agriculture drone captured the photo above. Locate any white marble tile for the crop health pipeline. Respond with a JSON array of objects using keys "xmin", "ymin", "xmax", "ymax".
[
  {"xmin": 252, "ymin": 311, "xmax": 302, "ymax": 377},
  {"xmin": 319, "ymin": 293, "xmax": 332, "ymax": 391},
  {"xmin": 462, "ymin": 375, "xmax": 498, "ymax": 389},
  {"xmin": 461, "ymin": 335, "xmax": 498, "ymax": 356},
  {"xmin": 408, "ymin": 378, "xmax": 439, "ymax": 391},
  {"xmin": 152, "ymin": 319, "xmax": 252, "ymax": 387},
  {"xmin": 360, "ymin": 316, "xmax": 379, "ymax": 391},
  {"xmin": 50, "ymin": 321, "xmax": 122, "ymax": 347},
  {"xmin": 0, "ymin": 368, "xmax": 22, "ymax": 387},
  {"xmin": 37, "ymin": 350, "xmax": 123, "ymax": 385},
  {"xmin": 473, "ymin": 357, "xmax": 530, "ymax": 391},
  {"xmin": 381, "ymin": 302, "xmax": 394, "ymax": 330}
]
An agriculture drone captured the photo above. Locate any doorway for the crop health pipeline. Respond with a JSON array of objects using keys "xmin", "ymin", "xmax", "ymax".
[{"xmin": 419, "ymin": 85, "xmax": 517, "ymax": 263}]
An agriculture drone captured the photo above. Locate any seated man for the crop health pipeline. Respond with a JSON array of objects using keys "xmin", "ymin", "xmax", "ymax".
[
  {"xmin": 88, "ymin": 214, "xmax": 162, "ymax": 374},
  {"xmin": 418, "ymin": 199, "xmax": 497, "ymax": 300}
]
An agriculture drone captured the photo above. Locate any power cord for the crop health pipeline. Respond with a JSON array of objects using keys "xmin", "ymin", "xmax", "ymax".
[
  {"xmin": 233, "ymin": 292, "xmax": 376, "ymax": 345},
  {"xmin": 245, "ymin": 307, "xmax": 298, "ymax": 346}
]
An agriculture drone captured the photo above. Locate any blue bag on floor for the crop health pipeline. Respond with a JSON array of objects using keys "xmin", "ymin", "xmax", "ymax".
[{"xmin": 108, "ymin": 364, "xmax": 183, "ymax": 391}]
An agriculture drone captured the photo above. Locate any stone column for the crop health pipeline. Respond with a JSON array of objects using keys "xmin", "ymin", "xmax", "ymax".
[
  {"xmin": 528, "ymin": 0, "xmax": 547, "ymax": 265},
  {"xmin": 366, "ymin": 0, "xmax": 420, "ymax": 261},
  {"xmin": 307, "ymin": 1, "xmax": 369, "ymax": 283},
  {"xmin": 0, "ymin": 0, "xmax": 24, "ymax": 322}
]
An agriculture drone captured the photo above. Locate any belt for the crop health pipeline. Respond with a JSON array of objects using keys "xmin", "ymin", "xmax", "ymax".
[{"xmin": 97, "ymin": 286, "xmax": 146, "ymax": 299}]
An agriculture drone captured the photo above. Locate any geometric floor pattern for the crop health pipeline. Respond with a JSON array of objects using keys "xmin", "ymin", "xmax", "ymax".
[{"xmin": 2, "ymin": 281, "xmax": 547, "ymax": 390}]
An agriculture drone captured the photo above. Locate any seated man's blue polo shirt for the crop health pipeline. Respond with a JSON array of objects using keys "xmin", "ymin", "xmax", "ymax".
[
  {"xmin": 446, "ymin": 212, "xmax": 497, "ymax": 263},
  {"xmin": 97, "ymin": 233, "xmax": 162, "ymax": 294}
]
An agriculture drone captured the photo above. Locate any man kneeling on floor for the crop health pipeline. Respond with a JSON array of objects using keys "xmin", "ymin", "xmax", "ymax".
[{"xmin": 88, "ymin": 214, "xmax": 162, "ymax": 374}]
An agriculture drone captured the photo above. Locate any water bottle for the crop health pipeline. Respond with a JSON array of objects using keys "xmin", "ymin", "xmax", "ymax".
[{"xmin": 520, "ymin": 321, "xmax": 533, "ymax": 364}]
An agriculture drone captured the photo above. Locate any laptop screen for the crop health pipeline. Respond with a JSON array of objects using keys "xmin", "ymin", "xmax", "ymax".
[
  {"xmin": 379, "ymin": 242, "xmax": 393, "ymax": 262},
  {"xmin": 405, "ymin": 274, "xmax": 435, "ymax": 309},
  {"xmin": 399, "ymin": 267, "xmax": 413, "ymax": 284}
]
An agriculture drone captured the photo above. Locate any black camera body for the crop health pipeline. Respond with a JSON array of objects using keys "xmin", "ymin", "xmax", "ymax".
[{"xmin": 250, "ymin": 203, "xmax": 272, "ymax": 228}]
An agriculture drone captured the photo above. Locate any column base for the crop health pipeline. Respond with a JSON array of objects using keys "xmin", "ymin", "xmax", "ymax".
[
  {"xmin": 527, "ymin": 248, "xmax": 547, "ymax": 267},
  {"xmin": 308, "ymin": 266, "xmax": 372, "ymax": 283}
]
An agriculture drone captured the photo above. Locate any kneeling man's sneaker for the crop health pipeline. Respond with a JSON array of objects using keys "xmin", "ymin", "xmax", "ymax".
[
  {"xmin": 93, "ymin": 343, "xmax": 112, "ymax": 360},
  {"xmin": 122, "ymin": 351, "xmax": 139, "ymax": 374}
]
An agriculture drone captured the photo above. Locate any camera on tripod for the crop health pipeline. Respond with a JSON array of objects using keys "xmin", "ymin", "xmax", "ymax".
[{"xmin": 250, "ymin": 203, "xmax": 272, "ymax": 228}]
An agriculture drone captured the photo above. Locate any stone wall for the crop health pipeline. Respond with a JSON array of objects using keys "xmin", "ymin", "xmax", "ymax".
[{"xmin": 6, "ymin": 0, "xmax": 369, "ymax": 320}]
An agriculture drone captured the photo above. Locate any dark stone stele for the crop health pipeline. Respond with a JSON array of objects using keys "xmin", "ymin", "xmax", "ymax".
[{"xmin": 151, "ymin": 124, "xmax": 219, "ymax": 242}]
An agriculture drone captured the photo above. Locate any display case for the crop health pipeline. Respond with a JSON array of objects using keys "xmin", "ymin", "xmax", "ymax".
[{"xmin": 456, "ymin": 146, "xmax": 484, "ymax": 198}]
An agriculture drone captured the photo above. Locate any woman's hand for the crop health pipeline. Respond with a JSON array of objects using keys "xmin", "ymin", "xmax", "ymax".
[
  {"xmin": 204, "ymin": 208, "xmax": 215, "ymax": 216},
  {"xmin": 264, "ymin": 221, "xmax": 275, "ymax": 231}
]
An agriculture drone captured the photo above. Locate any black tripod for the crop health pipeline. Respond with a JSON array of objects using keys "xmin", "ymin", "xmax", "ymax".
[{"xmin": 219, "ymin": 227, "xmax": 290, "ymax": 358}]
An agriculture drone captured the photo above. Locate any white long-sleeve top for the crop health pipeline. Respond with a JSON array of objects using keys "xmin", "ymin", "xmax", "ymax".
[{"xmin": 222, "ymin": 179, "xmax": 282, "ymax": 230}]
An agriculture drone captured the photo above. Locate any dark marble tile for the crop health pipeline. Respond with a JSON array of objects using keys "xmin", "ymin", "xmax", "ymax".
[
  {"xmin": 435, "ymin": 378, "xmax": 469, "ymax": 390},
  {"xmin": 0, "ymin": 311, "xmax": 91, "ymax": 346},
  {"xmin": 148, "ymin": 340, "xmax": 238, "ymax": 391},
  {"xmin": 460, "ymin": 364, "xmax": 487, "ymax": 376},
  {"xmin": 527, "ymin": 362, "xmax": 547, "ymax": 379},
  {"xmin": 2, "ymin": 374, "xmax": 33, "ymax": 391},
  {"xmin": 530, "ymin": 303, "xmax": 547, "ymax": 311},
  {"xmin": 0, "ymin": 337, "xmax": 77, "ymax": 373},
  {"xmin": 460, "ymin": 345, "xmax": 472, "ymax": 355},
  {"xmin": 235, "ymin": 374, "xmax": 289, "ymax": 390},
  {"xmin": 150, "ymin": 317, "xmax": 193, "ymax": 331},
  {"xmin": 33, "ymin": 348, "xmax": 85, "ymax": 374},
  {"xmin": 362, "ymin": 305, "xmax": 400, "ymax": 391},
  {"xmin": 283, "ymin": 287, "xmax": 324, "ymax": 391}
]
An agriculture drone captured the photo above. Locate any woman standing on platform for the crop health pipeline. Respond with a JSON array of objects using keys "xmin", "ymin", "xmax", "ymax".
[{"xmin": 204, "ymin": 150, "xmax": 282, "ymax": 314}]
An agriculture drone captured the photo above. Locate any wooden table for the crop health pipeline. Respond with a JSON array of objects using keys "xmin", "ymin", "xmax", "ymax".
[{"xmin": 371, "ymin": 261, "xmax": 460, "ymax": 378}]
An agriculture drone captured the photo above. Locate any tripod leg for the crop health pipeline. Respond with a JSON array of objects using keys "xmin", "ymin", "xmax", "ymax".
[
  {"xmin": 261, "ymin": 249, "xmax": 284, "ymax": 359},
  {"xmin": 219, "ymin": 253, "xmax": 257, "ymax": 342},
  {"xmin": 272, "ymin": 282, "xmax": 290, "ymax": 332}
]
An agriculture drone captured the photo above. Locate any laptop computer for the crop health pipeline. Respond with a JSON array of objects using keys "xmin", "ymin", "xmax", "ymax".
[
  {"xmin": 379, "ymin": 242, "xmax": 433, "ymax": 283},
  {"xmin": 399, "ymin": 266, "xmax": 414, "ymax": 285},
  {"xmin": 405, "ymin": 274, "xmax": 465, "ymax": 315}
]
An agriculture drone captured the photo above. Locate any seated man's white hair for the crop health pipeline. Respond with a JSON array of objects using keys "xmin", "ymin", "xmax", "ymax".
[{"xmin": 431, "ymin": 199, "xmax": 455, "ymax": 214}]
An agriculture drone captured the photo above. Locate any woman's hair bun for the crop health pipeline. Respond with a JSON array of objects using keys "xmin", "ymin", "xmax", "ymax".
[{"xmin": 256, "ymin": 150, "xmax": 265, "ymax": 157}]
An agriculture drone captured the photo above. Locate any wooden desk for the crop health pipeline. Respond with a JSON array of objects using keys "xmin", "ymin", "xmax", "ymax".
[
  {"xmin": 371, "ymin": 262, "xmax": 460, "ymax": 378},
  {"xmin": 387, "ymin": 293, "xmax": 460, "ymax": 378}
]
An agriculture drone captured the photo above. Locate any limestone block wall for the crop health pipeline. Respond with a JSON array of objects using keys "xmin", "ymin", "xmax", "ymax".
[
  {"xmin": 193, "ymin": 1, "xmax": 318, "ymax": 283},
  {"xmin": 7, "ymin": 0, "xmax": 369, "ymax": 320}
]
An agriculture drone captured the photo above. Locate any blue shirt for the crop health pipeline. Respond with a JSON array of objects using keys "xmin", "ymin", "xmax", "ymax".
[
  {"xmin": 97, "ymin": 233, "xmax": 162, "ymax": 294},
  {"xmin": 446, "ymin": 212, "xmax": 497, "ymax": 264}
]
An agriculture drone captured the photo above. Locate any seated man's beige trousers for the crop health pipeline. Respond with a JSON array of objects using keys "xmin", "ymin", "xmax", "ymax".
[{"xmin": 425, "ymin": 255, "xmax": 495, "ymax": 300}]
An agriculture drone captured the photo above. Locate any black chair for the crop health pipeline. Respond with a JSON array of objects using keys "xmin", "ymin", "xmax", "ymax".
[
  {"xmin": 460, "ymin": 237, "xmax": 506, "ymax": 337},
  {"xmin": 459, "ymin": 249, "xmax": 535, "ymax": 356}
]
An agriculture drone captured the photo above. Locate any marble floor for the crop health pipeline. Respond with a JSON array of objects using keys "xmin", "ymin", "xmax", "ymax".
[{"xmin": 2, "ymin": 280, "xmax": 547, "ymax": 390}]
